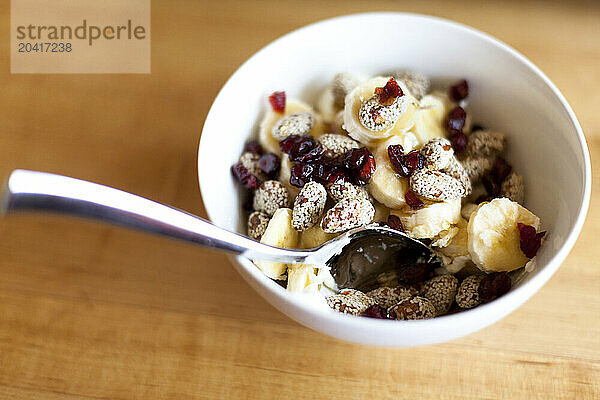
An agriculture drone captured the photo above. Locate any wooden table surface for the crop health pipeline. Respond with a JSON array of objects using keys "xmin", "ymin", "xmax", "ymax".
[{"xmin": 1, "ymin": 0, "xmax": 599, "ymax": 398}]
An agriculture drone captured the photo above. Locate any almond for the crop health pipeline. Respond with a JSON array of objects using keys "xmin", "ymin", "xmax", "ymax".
[
  {"xmin": 253, "ymin": 180, "xmax": 289, "ymax": 216},
  {"xmin": 247, "ymin": 211, "xmax": 270, "ymax": 241},
  {"xmin": 455, "ymin": 274, "xmax": 484, "ymax": 309},
  {"xmin": 318, "ymin": 133, "xmax": 359, "ymax": 158},
  {"xmin": 501, "ymin": 171, "xmax": 525, "ymax": 204},
  {"xmin": 420, "ymin": 275, "xmax": 459, "ymax": 315},
  {"xmin": 326, "ymin": 181, "xmax": 369, "ymax": 203},
  {"xmin": 358, "ymin": 95, "xmax": 404, "ymax": 132},
  {"xmin": 442, "ymin": 156, "xmax": 472, "ymax": 195},
  {"xmin": 291, "ymin": 181, "xmax": 326, "ymax": 231},
  {"xmin": 326, "ymin": 288, "xmax": 375, "ymax": 315},
  {"xmin": 366, "ymin": 286, "xmax": 418, "ymax": 309},
  {"xmin": 321, "ymin": 197, "xmax": 375, "ymax": 233},
  {"xmin": 388, "ymin": 296, "xmax": 435, "ymax": 320},
  {"xmin": 462, "ymin": 129, "xmax": 506, "ymax": 158},
  {"xmin": 409, "ymin": 169, "xmax": 466, "ymax": 200},
  {"xmin": 460, "ymin": 156, "xmax": 494, "ymax": 184},
  {"xmin": 420, "ymin": 137, "xmax": 454, "ymax": 171},
  {"xmin": 271, "ymin": 112, "xmax": 315, "ymax": 140}
]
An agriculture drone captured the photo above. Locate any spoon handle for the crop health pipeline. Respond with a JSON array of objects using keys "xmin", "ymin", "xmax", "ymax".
[{"xmin": 1, "ymin": 170, "xmax": 311, "ymax": 264}]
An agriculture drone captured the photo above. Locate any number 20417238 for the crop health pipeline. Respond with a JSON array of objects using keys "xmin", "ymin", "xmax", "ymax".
[{"xmin": 17, "ymin": 42, "xmax": 72, "ymax": 52}]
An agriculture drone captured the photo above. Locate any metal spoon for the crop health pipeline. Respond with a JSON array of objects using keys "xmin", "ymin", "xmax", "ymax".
[{"xmin": 1, "ymin": 170, "xmax": 434, "ymax": 290}]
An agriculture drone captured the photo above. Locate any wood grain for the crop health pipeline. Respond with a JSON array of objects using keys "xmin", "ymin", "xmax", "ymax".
[{"xmin": 0, "ymin": 0, "xmax": 599, "ymax": 398}]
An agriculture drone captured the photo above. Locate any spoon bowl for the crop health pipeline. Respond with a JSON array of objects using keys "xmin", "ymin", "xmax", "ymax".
[{"xmin": 322, "ymin": 225, "xmax": 433, "ymax": 291}]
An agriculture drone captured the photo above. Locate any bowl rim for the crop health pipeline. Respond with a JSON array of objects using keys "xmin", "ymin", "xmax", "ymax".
[{"xmin": 198, "ymin": 12, "xmax": 591, "ymax": 336}]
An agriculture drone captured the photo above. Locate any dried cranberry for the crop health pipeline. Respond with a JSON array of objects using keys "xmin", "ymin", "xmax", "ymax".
[
  {"xmin": 449, "ymin": 130, "xmax": 468, "ymax": 153},
  {"xmin": 386, "ymin": 215, "xmax": 404, "ymax": 232},
  {"xmin": 313, "ymin": 157, "xmax": 349, "ymax": 184},
  {"xmin": 312, "ymin": 163, "xmax": 326, "ymax": 181},
  {"xmin": 518, "ymin": 223, "xmax": 536, "ymax": 241},
  {"xmin": 478, "ymin": 272, "xmax": 511, "ymax": 303},
  {"xmin": 268, "ymin": 91, "xmax": 286, "ymax": 113},
  {"xmin": 280, "ymin": 135, "xmax": 323, "ymax": 163},
  {"xmin": 482, "ymin": 174, "xmax": 501, "ymax": 197},
  {"xmin": 447, "ymin": 106, "xmax": 467, "ymax": 131},
  {"xmin": 243, "ymin": 140, "xmax": 263, "ymax": 155},
  {"xmin": 324, "ymin": 171, "xmax": 348, "ymax": 184},
  {"xmin": 230, "ymin": 162, "xmax": 247, "ymax": 183},
  {"xmin": 287, "ymin": 135, "xmax": 311, "ymax": 153},
  {"xmin": 333, "ymin": 172, "xmax": 349, "ymax": 184},
  {"xmin": 243, "ymin": 175, "xmax": 261, "ymax": 191},
  {"xmin": 404, "ymin": 151, "xmax": 425, "ymax": 170},
  {"xmin": 292, "ymin": 136, "xmax": 316, "ymax": 156},
  {"xmin": 491, "ymin": 157, "xmax": 512, "ymax": 182},
  {"xmin": 449, "ymin": 79, "xmax": 469, "ymax": 102},
  {"xmin": 289, "ymin": 163, "xmax": 315, "ymax": 188},
  {"xmin": 353, "ymin": 152, "xmax": 376, "ymax": 185},
  {"xmin": 294, "ymin": 143, "xmax": 323, "ymax": 163},
  {"xmin": 404, "ymin": 190, "xmax": 424, "ymax": 209},
  {"xmin": 343, "ymin": 148, "xmax": 376, "ymax": 186},
  {"xmin": 231, "ymin": 161, "xmax": 261, "ymax": 190},
  {"xmin": 387, "ymin": 146, "xmax": 424, "ymax": 178},
  {"xmin": 387, "ymin": 144, "xmax": 410, "ymax": 177},
  {"xmin": 279, "ymin": 135, "xmax": 301, "ymax": 154},
  {"xmin": 374, "ymin": 78, "xmax": 404, "ymax": 106},
  {"xmin": 361, "ymin": 304, "xmax": 388, "ymax": 319},
  {"xmin": 343, "ymin": 147, "xmax": 368, "ymax": 169},
  {"xmin": 483, "ymin": 157, "xmax": 513, "ymax": 197},
  {"xmin": 399, "ymin": 263, "xmax": 433, "ymax": 285},
  {"xmin": 258, "ymin": 153, "xmax": 280, "ymax": 178},
  {"xmin": 517, "ymin": 223, "xmax": 545, "ymax": 258}
]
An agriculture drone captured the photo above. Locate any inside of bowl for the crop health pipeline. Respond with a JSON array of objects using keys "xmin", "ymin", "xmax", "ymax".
[{"xmin": 199, "ymin": 14, "xmax": 587, "ymax": 293}]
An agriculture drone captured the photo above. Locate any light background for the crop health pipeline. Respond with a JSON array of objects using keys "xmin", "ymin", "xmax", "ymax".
[{"xmin": 0, "ymin": 0, "xmax": 598, "ymax": 398}]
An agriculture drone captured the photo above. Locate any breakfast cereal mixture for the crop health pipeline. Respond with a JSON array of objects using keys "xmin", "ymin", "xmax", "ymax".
[{"xmin": 231, "ymin": 71, "xmax": 545, "ymax": 320}]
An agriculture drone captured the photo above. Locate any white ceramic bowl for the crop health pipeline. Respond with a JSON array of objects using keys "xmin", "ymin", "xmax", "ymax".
[{"xmin": 198, "ymin": 13, "xmax": 590, "ymax": 347}]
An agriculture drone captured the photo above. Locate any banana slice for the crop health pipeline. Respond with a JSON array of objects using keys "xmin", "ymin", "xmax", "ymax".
[
  {"xmin": 439, "ymin": 218, "xmax": 469, "ymax": 257},
  {"xmin": 412, "ymin": 92, "xmax": 450, "ymax": 145},
  {"xmin": 387, "ymin": 100, "xmax": 420, "ymax": 137},
  {"xmin": 316, "ymin": 87, "xmax": 338, "ymax": 123},
  {"xmin": 299, "ymin": 220, "xmax": 337, "ymax": 249},
  {"xmin": 258, "ymin": 99, "xmax": 326, "ymax": 154},
  {"xmin": 287, "ymin": 264, "xmax": 318, "ymax": 292},
  {"xmin": 287, "ymin": 264, "xmax": 337, "ymax": 295},
  {"xmin": 367, "ymin": 134, "xmax": 418, "ymax": 209},
  {"xmin": 254, "ymin": 208, "xmax": 299, "ymax": 279},
  {"xmin": 467, "ymin": 197, "xmax": 540, "ymax": 272},
  {"xmin": 372, "ymin": 201, "xmax": 390, "ymax": 223},
  {"xmin": 436, "ymin": 217, "xmax": 474, "ymax": 273},
  {"xmin": 431, "ymin": 226, "xmax": 459, "ymax": 248},
  {"xmin": 343, "ymin": 77, "xmax": 419, "ymax": 146},
  {"xmin": 390, "ymin": 197, "xmax": 461, "ymax": 239}
]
